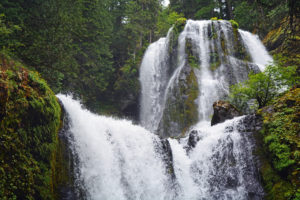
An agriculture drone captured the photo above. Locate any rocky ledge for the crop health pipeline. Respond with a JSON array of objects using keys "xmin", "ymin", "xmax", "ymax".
[{"xmin": 211, "ymin": 100, "xmax": 241, "ymax": 126}]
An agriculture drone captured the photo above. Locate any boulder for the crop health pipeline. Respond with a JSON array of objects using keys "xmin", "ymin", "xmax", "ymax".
[{"xmin": 211, "ymin": 100, "xmax": 241, "ymax": 126}]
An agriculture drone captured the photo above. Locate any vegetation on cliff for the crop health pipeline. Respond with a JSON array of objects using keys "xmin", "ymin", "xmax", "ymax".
[
  {"xmin": 228, "ymin": 49, "xmax": 299, "ymax": 200},
  {"xmin": 0, "ymin": 54, "xmax": 62, "ymax": 199},
  {"xmin": 158, "ymin": 63, "xmax": 199, "ymax": 138},
  {"xmin": 229, "ymin": 63, "xmax": 298, "ymax": 112},
  {"xmin": 257, "ymin": 87, "xmax": 300, "ymax": 200}
]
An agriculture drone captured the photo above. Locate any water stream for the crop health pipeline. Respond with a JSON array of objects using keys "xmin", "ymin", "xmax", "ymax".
[{"xmin": 58, "ymin": 19, "xmax": 272, "ymax": 200}]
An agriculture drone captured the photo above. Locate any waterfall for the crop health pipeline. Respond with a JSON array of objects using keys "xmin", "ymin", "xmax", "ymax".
[
  {"xmin": 58, "ymin": 19, "xmax": 272, "ymax": 200},
  {"xmin": 239, "ymin": 30, "xmax": 273, "ymax": 71},
  {"xmin": 140, "ymin": 20, "xmax": 271, "ymax": 137},
  {"xmin": 58, "ymin": 95, "xmax": 264, "ymax": 200},
  {"xmin": 139, "ymin": 29, "xmax": 173, "ymax": 132},
  {"xmin": 58, "ymin": 94, "xmax": 173, "ymax": 200}
]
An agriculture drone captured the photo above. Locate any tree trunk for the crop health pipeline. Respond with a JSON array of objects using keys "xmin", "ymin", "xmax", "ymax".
[
  {"xmin": 217, "ymin": 0, "xmax": 224, "ymax": 18},
  {"xmin": 225, "ymin": 0, "xmax": 233, "ymax": 19}
]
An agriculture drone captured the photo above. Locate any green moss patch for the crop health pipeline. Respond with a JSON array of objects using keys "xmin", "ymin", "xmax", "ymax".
[
  {"xmin": 159, "ymin": 65, "xmax": 199, "ymax": 138},
  {"xmin": 229, "ymin": 20, "xmax": 239, "ymax": 30},
  {"xmin": 0, "ymin": 55, "xmax": 62, "ymax": 199},
  {"xmin": 186, "ymin": 38, "xmax": 200, "ymax": 69},
  {"xmin": 257, "ymin": 86, "xmax": 300, "ymax": 200},
  {"xmin": 263, "ymin": 18, "xmax": 300, "ymax": 68}
]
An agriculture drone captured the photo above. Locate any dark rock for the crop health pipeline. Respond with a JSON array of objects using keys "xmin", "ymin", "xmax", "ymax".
[
  {"xmin": 237, "ymin": 114, "xmax": 263, "ymax": 133},
  {"xmin": 160, "ymin": 139, "xmax": 176, "ymax": 180},
  {"xmin": 154, "ymin": 139, "xmax": 179, "ymax": 192},
  {"xmin": 120, "ymin": 91, "xmax": 140, "ymax": 122},
  {"xmin": 211, "ymin": 100, "xmax": 241, "ymax": 126},
  {"xmin": 187, "ymin": 130, "xmax": 201, "ymax": 148}
]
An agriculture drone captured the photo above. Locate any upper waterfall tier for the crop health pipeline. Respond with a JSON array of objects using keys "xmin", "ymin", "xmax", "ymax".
[{"xmin": 139, "ymin": 19, "xmax": 273, "ymax": 138}]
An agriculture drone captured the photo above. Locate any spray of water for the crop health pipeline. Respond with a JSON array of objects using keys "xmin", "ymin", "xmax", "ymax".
[{"xmin": 58, "ymin": 19, "xmax": 272, "ymax": 200}]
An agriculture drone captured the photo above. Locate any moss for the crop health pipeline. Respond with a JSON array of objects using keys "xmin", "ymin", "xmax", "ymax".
[
  {"xmin": 181, "ymin": 69, "xmax": 199, "ymax": 129},
  {"xmin": 186, "ymin": 38, "xmax": 199, "ymax": 69},
  {"xmin": 159, "ymin": 67, "xmax": 199, "ymax": 138},
  {"xmin": 256, "ymin": 87, "xmax": 300, "ymax": 200},
  {"xmin": 209, "ymin": 51, "xmax": 221, "ymax": 71},
  {"xmin": 209, "ymin": 22, "xmax": 218, "ymax": 40},
  {"xmin": 220, "ymin": 31, "xmax": 228, "ymax": 55},
  {"xmin": 50, "ymin": 135, "xmax": 73, "ymax": 200},
  {"xmin": 230, "ymin": 28, "xmax": 251, "ymax": 62},
  {"xmin": 210, "ymin": 60, "xmax": 221, "ymax": 71},
  {"xmin": 263, "ymin": 18, "xmax": 300, "ymax": 68},
  {"xmin": 0, "ymin": 54, "xmax": 62, "ymax": 199},
  {"xmin": 229, "ymin": 20, "xmax": 239, "ymax": 30},
  {"xmin": 175, "ymin": 17, "xmax": 187, "ymax": 29},
  {"xmin": 168, "ymin": 18, "xmax": 187, "ymax": 55}
]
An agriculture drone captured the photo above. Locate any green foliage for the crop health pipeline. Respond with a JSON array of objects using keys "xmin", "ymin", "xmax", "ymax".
[
  {"xmin": 0, "ymin": 55, "xmax": 61, "ymax": 199},
  {"xmin": 186, "ymin": 38, "xmax": 199, "ymax": 69},
  {"xmin": 0, "ymin": 13, "xmax": 21, "ymax": 53},
  {"xmin": 232, "ymin": 0, "xmax": 293, "ymax": 35},
  {"xmin": 166, "ymin": 16, "xmax": 187, "ymax": 55},
  {"xmin": 257, "ymin": 87, "xmax": 300, "ymax": 199},
  {"xmin": 229, "ymin": 64, "xmax": 298, "ymax": 112},
  {"xmin": 0, "ymin": 0, "xmax": 116, "ymax": 113},
  {"xmin": 233, "ymin": 2, "xmax": 257, "ymax": 31},
  {"xmin": 229, "ymin": 19, "xmax": 239, "ymax": 30},
  {"xmin": 113, "ymin": 56, "xmax": 140, "ymax": 114},
  {"xmin": 174, "ymin": 17, "xmax": 187, "ymax": 33},
  {"xmin": 0, "ymin": 0, "xmax": 165, "ymax": 118},
  {"xmin": 194, "ymin": 0, "xmax": 218, "ymax": 20},
  {"xmin": 156, "ymin": 9, "xmax": 184, "ymax": 37},
  {"xmin": 169, "ymin": 0, "xmax": 296, "ymax": 39}
]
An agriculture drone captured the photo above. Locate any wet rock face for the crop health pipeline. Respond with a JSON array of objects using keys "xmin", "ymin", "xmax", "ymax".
[
  {"xmin": 211, "ymin": 100, "xmax": 241, "ymax": 126},
  {"xmin": 157, "ymin": 38, "xmax": 199, "ymax": 138},
  {"xmin": 158, "ymin": 65, "xmax": 199, "ymax": 138}
]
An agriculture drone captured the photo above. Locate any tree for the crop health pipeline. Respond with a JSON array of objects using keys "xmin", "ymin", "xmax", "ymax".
[
  {"xmin": 0, "ymin": 13, "xmax": 21, "ymax": 53},
  {"xmin": 194, "ymin": 0, "xmax": 218, "ymax": 20},
  {"xmin": 156, "ymin": 9, "xmax": 184, "ymax": 36},
  {"xmin": 229, "ymin": 64, "xmax": 298, "ymax": 112}
]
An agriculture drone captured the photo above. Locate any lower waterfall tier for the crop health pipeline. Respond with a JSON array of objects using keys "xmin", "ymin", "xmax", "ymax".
[{"xmin": 58, "ymin": 94, "xmax": 263, "ymax": 200}]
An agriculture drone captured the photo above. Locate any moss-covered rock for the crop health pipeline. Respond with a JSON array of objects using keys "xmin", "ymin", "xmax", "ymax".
[
  {"xmin": 158, "ymin": 66, "xmax": 199, "ymax": 138},
  {"xmin": 168, "ymin": 17, "xmax": 187, "ymax": 55},
  {"xmin": 186, "ymin": 38, "xmax": 200, "ymax": 69},
  {"xmin": 158, "ymin": 40, "xmax": 199, "ymax": 138},
  {"xmin": 211, "ymin": 100, "xmax": 241, "ymax": 126},
  {"xmin": 256, "ymin": 86, "xmax": 300, "ymax": 200},
  {"xmin": 229, "ymin": 20, "xmax": 239, "ymax": 30},
  {"xmin": 263, "ymin": 18, "xmax": 300, "ymax": 69},
  {"xmin": 0, "ymin": 54, "xmax": 62, "ymax": 199}
]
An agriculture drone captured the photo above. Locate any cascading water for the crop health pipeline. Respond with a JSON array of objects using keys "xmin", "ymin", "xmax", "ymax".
[
  {"xmin": 139, "ymin": 29, "xmax": 173, "ymax": 132},
  {"xmin": 58, "ymin": 19, "xmax": 272, "ymax": 200},
  {"xmin": 239, "ymin": 30, "xmax": 273, "ymax": 71},
  {"xmin": 58, "ymin": 94, "xmax": 175, "ymax": 200},
  {"xmin": 58, "ymin": 95, "xmax": 264, "ymax": 200}
]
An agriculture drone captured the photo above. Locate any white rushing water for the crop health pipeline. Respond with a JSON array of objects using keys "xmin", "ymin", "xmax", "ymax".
[
  {"xmin": 58, "ymin": 94, "xmax": 172, "ymax": 200},
  {"xmin": 169, "ymin": 119, "xmax": 261, "ymax": 200},
  {"xmin": 239, "ymin": 30, "xmax": 273, "ymax": 71},
  {"xmin": 140, "ymin": 29, "xmax": 173, "ymax": 132},
  {"xmin": 59, "ymin": 95, "xmax": 263, "ymax": 200},
  {"xmin": 59, "ymin": 19, "xmax": 271, "ymax": 200}
]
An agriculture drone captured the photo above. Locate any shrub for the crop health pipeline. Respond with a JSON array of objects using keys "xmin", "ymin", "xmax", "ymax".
[{"xmin": 229, "ymin": 64, "xmax": 298, "ymax": 112}]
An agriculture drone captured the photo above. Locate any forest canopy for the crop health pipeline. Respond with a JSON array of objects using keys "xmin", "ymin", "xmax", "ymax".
[{"xmin": 0, "ymin": 0, "xmax": 299, "ymax": 117}]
